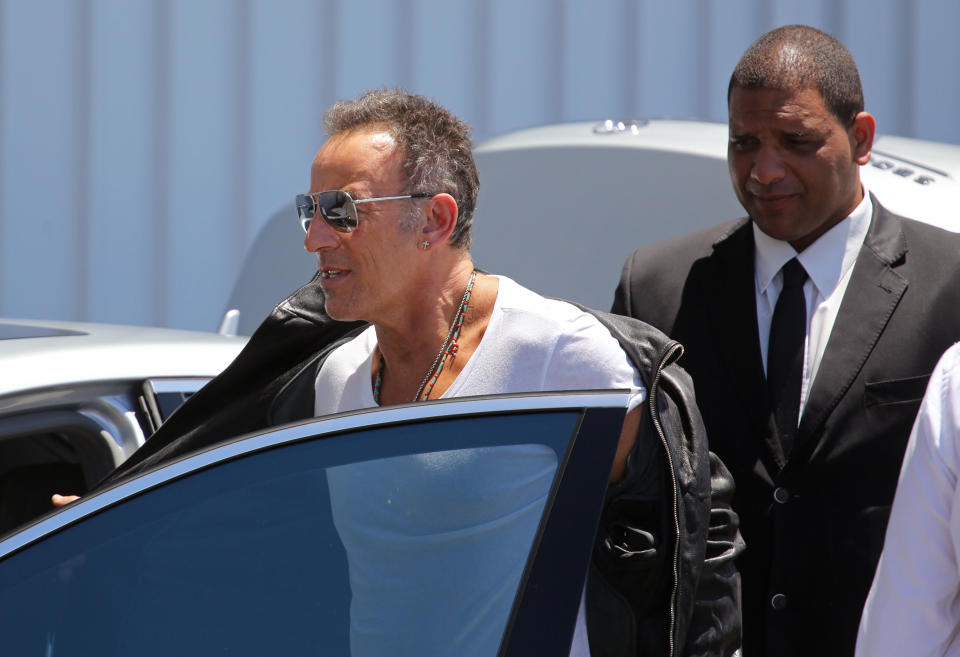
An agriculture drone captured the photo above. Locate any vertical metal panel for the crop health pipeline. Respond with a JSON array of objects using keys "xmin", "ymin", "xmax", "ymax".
[
  {"xmin": 848, "ymin": 0, "xmax": 908, "ymax": 136},
  {"xmin": 471, "ymin": 0, "xmax": 492, "ymax": 138},
  {"xmin": 395, "ymin": 0, "xmax": 415, "ymax": 90},
  {"xmin": 824, "ymin": 0, "xmax": 847, "ymax": 39},
  {"xmin": 0, "ymin": 0, "xmax": 6, "ymax": 310},
  {"xmin": 545, "ymin": 0, "xmax": 564, "ymax": 125},
  {"xmin": 151, "ymin": 0, "xmax": 172, "ymax": 327},
  {"xmin": 163, "ymin": 0, "xmax": 240, "ymax": 329},
  {"xmin": 560, "ymin": 0, "xmax": 629, "ymax": 122},
  {"xmin": 618, "ymin": 0, "xmax": 641, "ymax": 118},
  {"xmin": 86, "ymin": 0, "xmax": 157, "ymax": 325},
  {"xmin": 318, "ymin": 0, "xmax": 340, "ymax": 127},
  {"xmin": 409, "ymin": 0, "xmax": 483, "ymax": 133},
  {"xmin": 247, "ymin": 0, "xmax": 326, "ymax": 244},
  {"xmin": 486, "ymin": 0, "xmax": 560, "ymax": 136},
  {"xmin": 232, "ymin": 0, "xmax": 252, "ymax": 274},
  {"xmin": 895, "ymin": 0, "xmax": 916, "ymax": 136},
  {"xmin": 334, "ymin": 1, "xmax": 402, "ymax": 100},
  {"xmin": 637, "ymin": 1, "xmax": 702, "ymax": 118},
  {"xmin": 769, "ymin": 0, "xmax": 836, "ymax": 31},
  {"xmin": 73, "ymin": 0, "xmax": 93, "ymax": 320},
  {"xmin": 912, "ymin": 2, "xmax": 960, "ymax": 142},
  {"xmin": 704, "ymin": 0, "xmax": 756, "ymax": 122},
  {"xmin": 0, "ymin": 2, "xmax": 86, "ymax": 320},
  {"xmin": 693, "ymin": 0, "xmax": 712, "ymax": 119}
]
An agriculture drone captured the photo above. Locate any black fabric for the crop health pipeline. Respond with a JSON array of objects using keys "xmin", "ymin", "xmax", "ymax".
[
  {"xmin": 612, "ymin": 196, "xmax": 960, "ymax": 657},
  {"xmin": 767, "ymin": 258, "xmax": 807, "ymax": 458},
  {"xmin": 581, "ymin": 309, "xmax": 743, "ymax": 657},
  {"xmin": 96, "ymin": 275, "xmax": 743, "ymax": 657},
  {"xmin": 102, "ymin": 272, "xmax": 365, "ymax": 482}
]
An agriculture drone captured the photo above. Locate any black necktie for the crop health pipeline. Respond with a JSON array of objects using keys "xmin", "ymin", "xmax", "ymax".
[{"xmin": 768, "ymin": 258, "xmax": 807, "ymax": 458}]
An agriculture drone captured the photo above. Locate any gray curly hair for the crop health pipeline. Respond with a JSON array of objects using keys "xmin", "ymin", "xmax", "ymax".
[{"xmin": 322, "ymin": 88, "xmax": 479, "ymax": 250}]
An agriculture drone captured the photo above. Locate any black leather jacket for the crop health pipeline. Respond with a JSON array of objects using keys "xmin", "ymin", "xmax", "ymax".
[{"xmin": 103, "ymin": 275, "xmax": 743, "ymax": 657}]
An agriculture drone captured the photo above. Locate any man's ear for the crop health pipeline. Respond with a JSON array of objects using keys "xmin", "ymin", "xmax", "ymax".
[
  {"xmin": 850, "ymin": 111, "xmax": 876, "ymax": 166},
  {"xmin": 419, "ymin": 193, "xmax": 459, "ymax": 247}
]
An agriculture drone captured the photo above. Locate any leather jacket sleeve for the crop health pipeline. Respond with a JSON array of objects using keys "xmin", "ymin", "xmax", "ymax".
[
  {"xmin": 686, "ymin": 452, "xmax": 743, "ymax": 656},
  {"xmin": 588, "ymin": 340, "xmax": 743, "ymax": 657}
]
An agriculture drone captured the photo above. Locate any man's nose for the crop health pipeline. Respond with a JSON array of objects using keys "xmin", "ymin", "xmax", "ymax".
[
  {"xmin": 750, "ymin": 146, "xmax": 786, "ymax": 185},
  {"xmin": 304, "ymin": 217, "xmax": 341, "ymax": 252}
]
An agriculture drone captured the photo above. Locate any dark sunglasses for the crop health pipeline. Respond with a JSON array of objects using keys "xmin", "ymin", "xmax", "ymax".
[{"xmin": 295, "ymin": 191, "xmax": 436, "ymax": 234}]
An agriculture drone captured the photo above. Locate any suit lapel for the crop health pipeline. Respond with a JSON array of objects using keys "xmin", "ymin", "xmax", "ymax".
[
  {"xmin": 792, "ymin": 199, "xmax": 908, "ymax": 462},
  {"xmin": 706, "ymin": 221, "xmax": 789, "ymax": 471}
]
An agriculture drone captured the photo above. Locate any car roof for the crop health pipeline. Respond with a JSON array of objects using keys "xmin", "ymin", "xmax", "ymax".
[{"xmin": 0, "ymin": 318, "xmax": 246, "ymax": 397}]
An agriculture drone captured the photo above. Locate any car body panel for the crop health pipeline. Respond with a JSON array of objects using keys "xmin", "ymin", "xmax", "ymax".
[{"xmin": 0, "ymin": 318, "xmax": 245, "ymax": 399}]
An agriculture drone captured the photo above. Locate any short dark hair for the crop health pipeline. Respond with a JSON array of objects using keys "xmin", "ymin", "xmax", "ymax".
[
  {"xmin": 323, "ymin": 88, "xmax": 479, "ymax": 250},
  {"xmin": 727, "ymin": 25, "xmax": 864, "ymax": 127}
]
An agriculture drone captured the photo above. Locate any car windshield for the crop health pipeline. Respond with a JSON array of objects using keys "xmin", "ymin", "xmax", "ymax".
[{"xmin": 0, "ymin": 408, "xmax": 581, "ymax": 657}]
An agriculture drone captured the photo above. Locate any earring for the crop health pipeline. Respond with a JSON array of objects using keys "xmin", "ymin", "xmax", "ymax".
[{"xmin": 419, "ymin": 240, "xmax": 430, "ymax": 250}]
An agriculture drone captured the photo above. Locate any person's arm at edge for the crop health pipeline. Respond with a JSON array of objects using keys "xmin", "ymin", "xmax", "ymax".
[{"xmin": 856, "ymin": 345, "xmax": 960, "ymax": 657}]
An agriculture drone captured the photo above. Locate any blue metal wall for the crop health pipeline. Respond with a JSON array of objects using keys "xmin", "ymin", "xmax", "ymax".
[{"xmin": 1, "ymin": 0, "xmax": 957, "ymax": 330}]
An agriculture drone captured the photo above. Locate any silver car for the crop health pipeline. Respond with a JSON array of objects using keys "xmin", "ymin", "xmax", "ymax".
[{"xmin": 0, "ymin": 318, "xmax": 245, "ymax": 534}]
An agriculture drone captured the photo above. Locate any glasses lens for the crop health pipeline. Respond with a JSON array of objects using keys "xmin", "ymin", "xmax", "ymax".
[
  {"xmin": 295, "ymin": 191, "xmax": 358, "ymax": 233},
  {"xmin": 295, "ymin": 194, "xmax": 315, "ymax": 233},
  {"xmin": 316, "ymin": 190, "xmax": 357, "ymax": 233}
]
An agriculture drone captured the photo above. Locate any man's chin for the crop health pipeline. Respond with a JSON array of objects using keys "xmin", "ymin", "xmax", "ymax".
[
  {"xmin": 751, "ymin": 213, "xmax": 801, "ymax": 242},
  {"xmin": 322, "ymin": 299, "xmax": 357, "ymax": 323}
]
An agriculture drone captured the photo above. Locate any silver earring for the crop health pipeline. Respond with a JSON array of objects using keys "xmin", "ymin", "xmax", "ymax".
[{"xmin": 419, "ymin": 240, "xmax": 430, "ymax": 250}]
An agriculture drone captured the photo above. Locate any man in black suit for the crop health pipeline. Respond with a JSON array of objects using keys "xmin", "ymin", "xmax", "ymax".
[{"xmin": 613, "ymin": 24, "xmax": 960, "ymax": 657}]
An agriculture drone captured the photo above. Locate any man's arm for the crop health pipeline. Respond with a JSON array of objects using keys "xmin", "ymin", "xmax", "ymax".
[
  {"xmin": 856, "ymin": 345, "xmax": 960, "ymax": 657},
  {"xmin": 687, "ymin": 451, "xmax": 744, "ymax": 656},
  {"xmin": 610, "ymin": 406, "xmax": 642, "ymax": 483}
]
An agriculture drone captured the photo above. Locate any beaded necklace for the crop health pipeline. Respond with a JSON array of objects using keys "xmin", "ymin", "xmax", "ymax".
[{"xmin": 373, "ymin": 270, "xmax": 477, "ymax": 404}]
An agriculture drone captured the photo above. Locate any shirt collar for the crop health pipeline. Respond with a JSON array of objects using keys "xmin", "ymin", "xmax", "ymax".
[{"xmin": 754, "ymin": 184, "xmax": 873, "ymax": 298}]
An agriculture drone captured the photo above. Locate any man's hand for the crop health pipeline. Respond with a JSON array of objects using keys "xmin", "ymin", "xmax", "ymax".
[{"xmin": 51, "ymin": 494, "xmax": 80, "ymax": 507}]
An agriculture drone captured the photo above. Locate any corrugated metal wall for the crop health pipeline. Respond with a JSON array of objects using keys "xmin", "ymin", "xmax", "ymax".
[{"xmin": 1, "ymin": 0, "xmax": 957, "ymax": 330}]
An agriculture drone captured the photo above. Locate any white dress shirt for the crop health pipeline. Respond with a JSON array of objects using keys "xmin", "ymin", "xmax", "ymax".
[
  {"xmin": 856, "ymin": 343, "xmax": 960, "ymax": 657},
  {"xmin": 753, "ymin": 188, "xmax": 872, "ymax": 417}
]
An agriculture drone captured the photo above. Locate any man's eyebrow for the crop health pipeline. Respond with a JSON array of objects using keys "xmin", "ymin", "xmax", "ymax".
[{"xmin": 782, "ymin": 128, "xmax": 819, "ymax": 138}]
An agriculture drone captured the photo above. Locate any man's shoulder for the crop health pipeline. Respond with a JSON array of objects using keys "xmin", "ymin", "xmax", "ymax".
[
  {"xmin": 623, "ymin": 217, "xmax": 749, "ymax": 274},
  {"xmin": 614, "ymin": 217, "xmax": 750, "ymax": 316},
  {"xmin": 870, "ymin": 194, "xmax": 956, "ymax": 237},
  {"xmin": 574, "ymin": 304, "xmax": 680, "ymax": 378},
  {"xmin": 868, "ymin": 199, "xmax": 960, "ymax": 267},
  {"xmin": 495, "ymin": 275, "xmax": 599, "ymax": 330},
  {"xmin": 896, "ymin": 214, "xmax": 960, "ymax": 249}
]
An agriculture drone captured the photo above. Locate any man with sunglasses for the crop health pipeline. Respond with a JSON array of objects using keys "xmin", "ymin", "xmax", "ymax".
[{"xmin": 98, "ymin": 89, "xmax": 741, "ymax": 656}]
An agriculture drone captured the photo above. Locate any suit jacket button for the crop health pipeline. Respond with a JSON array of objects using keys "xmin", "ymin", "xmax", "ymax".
[
  {"xmin": 770, "ymin": 593, "xmax": 788, "ymax": 610},
  {"xmin": 773, "ymin": 487, "xmax": 791, "ymax": 504}
]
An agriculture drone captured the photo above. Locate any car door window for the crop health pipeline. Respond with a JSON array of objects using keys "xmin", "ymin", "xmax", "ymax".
[{"xmin": 0, "ymin": 403, "xmax": 615, "ymax": 657}]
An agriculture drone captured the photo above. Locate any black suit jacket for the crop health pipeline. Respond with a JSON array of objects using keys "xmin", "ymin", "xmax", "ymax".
[{"xmin": 612, "ymin": 197, "xmax": 960, "ymax": 657}]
